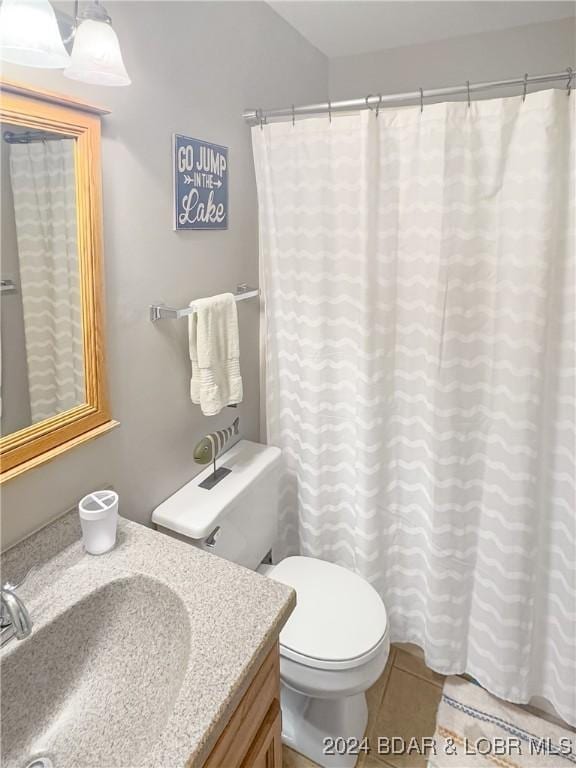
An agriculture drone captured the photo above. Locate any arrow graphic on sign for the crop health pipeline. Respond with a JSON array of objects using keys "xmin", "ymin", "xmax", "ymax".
[{"xmin": 183, "ymin": 174, "xmax": 222, "ymax": 188}]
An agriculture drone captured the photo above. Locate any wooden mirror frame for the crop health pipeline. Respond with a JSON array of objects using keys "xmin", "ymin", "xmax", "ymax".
[{"xmin": 0, "ymin": 80, "xmax": 118, "ymax": 482}]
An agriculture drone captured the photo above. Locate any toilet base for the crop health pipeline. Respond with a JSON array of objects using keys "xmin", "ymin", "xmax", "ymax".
[{"xmin": 281, "ymin": 682, "xmax": 368, "ymax": 768}]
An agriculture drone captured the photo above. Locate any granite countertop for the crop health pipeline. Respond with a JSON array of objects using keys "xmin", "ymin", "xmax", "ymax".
[{"xmin": 1, "ymin": 511, "xmax": 296, "ymax": 767}]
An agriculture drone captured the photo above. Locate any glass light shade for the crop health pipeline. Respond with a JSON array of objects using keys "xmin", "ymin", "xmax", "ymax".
[
  {"xmin": 0, "ymin": 0, "xmax": 70, "ymax": 68},
  {"xmin": 64, "ymin": 19, "xmax": 130, "ymax": 86}
]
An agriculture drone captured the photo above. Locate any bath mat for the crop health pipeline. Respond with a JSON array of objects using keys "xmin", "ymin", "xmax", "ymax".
[{"xmin": 428, "ymin": 677, "xmax": 575, "ymax": 768}]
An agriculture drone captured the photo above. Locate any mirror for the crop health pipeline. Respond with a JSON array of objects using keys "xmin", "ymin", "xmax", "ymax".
[
  {"xmin": 1, "ymin": 124, "xmax": 85, "ymax": 434},
  {"xmin": 0, "ymin": 80, "xmax": 117, "ymax": 482}
]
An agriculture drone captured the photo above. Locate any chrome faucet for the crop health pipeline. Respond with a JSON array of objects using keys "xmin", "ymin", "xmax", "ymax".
[{"xmin": 1, "ymin": 569, "xmax": 34, "ymax": 646}]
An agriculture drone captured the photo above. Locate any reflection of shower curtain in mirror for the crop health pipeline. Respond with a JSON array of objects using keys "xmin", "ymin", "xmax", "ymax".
[
  {"xmin": 253, "ymin": 90, "xmax": 575, "ymax": 724},
  {"xmin": 9, "ymin": 141, "xmax": 84, "ymax": 423}
]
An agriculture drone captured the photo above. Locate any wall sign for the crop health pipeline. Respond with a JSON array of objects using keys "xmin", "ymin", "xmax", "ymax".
[{"xmin": 173, "ymin": 134, "xmax": 228, "ymax": 230}]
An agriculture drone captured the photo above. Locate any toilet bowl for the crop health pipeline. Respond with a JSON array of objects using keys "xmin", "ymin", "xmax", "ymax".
[
  {"xmin": 152, "ymin": 440, "xmax": 389, "ymax": 768},
  {"xmin": 266, "ymin": 556, "xmax": 389, "ymax": 767}
]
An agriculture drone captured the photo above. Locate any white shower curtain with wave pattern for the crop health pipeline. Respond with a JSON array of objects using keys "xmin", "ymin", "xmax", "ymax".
[
  {"xmin": 10, "ymin": 140, "xmax": 84, "ymax": 423},
  {"xmin": 252, "ymin": 89, "xmax": 575, "ymax": 724}
]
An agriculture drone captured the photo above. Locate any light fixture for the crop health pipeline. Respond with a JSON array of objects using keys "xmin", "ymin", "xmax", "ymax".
[
  {"xmin": 64, "ymin": 1, "xmax": 131, "ymax": 87},
  {"xmin": 0, "ymin": 0, "xmax": 70, "ymax": 68}
]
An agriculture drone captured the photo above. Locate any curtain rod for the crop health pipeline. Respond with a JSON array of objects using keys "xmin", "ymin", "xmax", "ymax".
[
  {"xmin": 2, "ymin": 130, "xmax": 69, "ymax": 144},
  {"xmin": 243, "ymin": 68, "xmax": 574, "ymax": 125}
]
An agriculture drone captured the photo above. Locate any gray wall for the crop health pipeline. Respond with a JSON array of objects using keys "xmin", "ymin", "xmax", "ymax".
[
  {"xmin": 1, "ymin": 139, "xmax": 31, "ymax": 435},
  {"xmin": 0, "ymin": 1, "xmax": 328, "ymax": 550},
  {"xmin": 329, "ymin": 17, "xmax": 575, "ymax": 100}
]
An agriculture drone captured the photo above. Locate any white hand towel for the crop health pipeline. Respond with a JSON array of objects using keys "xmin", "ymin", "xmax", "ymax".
[{"xmin": 188, "ymin": 293, "xmax": 243, "ymax": 416}]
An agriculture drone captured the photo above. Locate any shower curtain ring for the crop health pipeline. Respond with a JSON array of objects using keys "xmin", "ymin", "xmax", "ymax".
[
  {"xmin": 567, "ymin": 67, "xmax": 574, "ymax": 97},
  {"xmin": 376, "ymin": 94, "xmax": 382, "ymax": 117},
  {"xmin": 258, "ymin": 109, "xmax": 265, "ymax": 131},
  {"xmin": 366, "ymin": 94, "xmax": 374, "ymax": 111},
  {"xmin": 466, "ymin": 80, "xmax": 471, "ymax": 108},
  {"xmin": 419, "ymin": 87, "xmax": 424, "ymax": 113},
  {"xmin": 328, "ymin": 99, "xmax": 332, "ymax": 124},
  {"xmin": 291, "ymin": 104, "xmax": 295, "ymax": 127},
  {"xmin": 522, "ymin": 73, "xmax": 528, "ymax": 103}
]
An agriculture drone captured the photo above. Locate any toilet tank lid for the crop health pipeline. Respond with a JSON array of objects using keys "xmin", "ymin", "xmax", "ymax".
[{"xmin": 152, "ymin": 440, "xmax": 281, "ymax": 539}]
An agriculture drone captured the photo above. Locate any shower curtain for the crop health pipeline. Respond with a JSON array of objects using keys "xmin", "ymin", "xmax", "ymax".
[
  {"xmin": 10, "ymin": 140, "xmax": 84, "ymax": 423},
  {"xmin": 252, "ymin": 89, "xmax": 575, "ymax": 724}
]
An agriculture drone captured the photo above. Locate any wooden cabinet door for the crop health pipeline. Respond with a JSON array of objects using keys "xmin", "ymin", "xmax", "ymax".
[{"xmin": 240, "ymin": 700, "xmax": 282, "ymax": 768}]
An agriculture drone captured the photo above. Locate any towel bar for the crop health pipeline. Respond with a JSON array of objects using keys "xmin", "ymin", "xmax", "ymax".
[
  {"xmin": 149, "ymin": 284, "xmax": 259, "ymax": 322},
  {"xmin": 0, "ymin": 279, "xmax": 17, "ymax": 295}
]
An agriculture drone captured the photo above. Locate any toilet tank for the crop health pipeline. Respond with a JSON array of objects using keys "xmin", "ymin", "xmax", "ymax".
[{"xmin": 152, "ymin": 440, "xmax": 281, "ymax": 570}]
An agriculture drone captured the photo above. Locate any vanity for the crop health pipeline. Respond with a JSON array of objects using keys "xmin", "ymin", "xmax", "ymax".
[{"xmin": 0, "ymin": 513, "xmax": 295, "ymax": 768}]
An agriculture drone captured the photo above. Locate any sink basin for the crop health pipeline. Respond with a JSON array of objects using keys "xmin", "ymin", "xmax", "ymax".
[{"xmin": 1, "ymin": 573, "xmax": 190, "ymax": 768}]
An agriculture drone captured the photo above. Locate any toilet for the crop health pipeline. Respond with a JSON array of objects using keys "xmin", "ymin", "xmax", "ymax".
[{"xmin": 152, "ymin": 440, "xmax": 389, "ymax": 768}]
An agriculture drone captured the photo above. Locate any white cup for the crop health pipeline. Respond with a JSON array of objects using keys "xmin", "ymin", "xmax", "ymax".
[{"xmin": 78, "ymin": 490, "xmax": 119, "ymax": 555}]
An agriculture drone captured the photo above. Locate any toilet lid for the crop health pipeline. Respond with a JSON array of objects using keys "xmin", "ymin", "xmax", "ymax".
[{"xmin": 270, "ymin": 556, "xmax": 388, "ymax": 669}]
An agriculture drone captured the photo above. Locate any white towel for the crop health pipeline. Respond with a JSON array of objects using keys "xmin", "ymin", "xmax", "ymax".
[{"xmin": 188, "ymin": 293, "xmax": 243, "ymax": 416}]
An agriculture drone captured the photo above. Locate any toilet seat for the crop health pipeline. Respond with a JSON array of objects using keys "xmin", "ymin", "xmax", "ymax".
[
  {"xmin": 280, "ymin": 631, "xmax": 389, "ymax": 672},
  {"xmin": 269, "ymin": 556, "xmax": 388, "ymax": 671}
]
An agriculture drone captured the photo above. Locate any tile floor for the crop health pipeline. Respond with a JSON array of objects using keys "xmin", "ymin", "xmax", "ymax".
[{"xmin": 283, "ymin": 644, "xmax": 445, "ymax": 768}]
